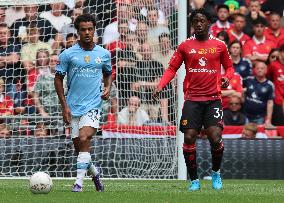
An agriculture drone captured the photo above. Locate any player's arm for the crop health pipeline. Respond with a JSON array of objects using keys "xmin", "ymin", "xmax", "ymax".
[
  {"xmin": 101, "ymin": 51, "xmax": 112, "ymax": 100},
  {"xmin": 220, "ymin": 43, "xmax": 235, "ymax": 88},
  {"xmin": 54, "ymin": 51, "xmax": 71, "ymax": 124},
  {"xmin": 153, "ymin": 44, "xmax": 184, "ymax": 100},
  {"xmin": 265, "ymin": 99, "xmax": 273, "ymax": 125}
]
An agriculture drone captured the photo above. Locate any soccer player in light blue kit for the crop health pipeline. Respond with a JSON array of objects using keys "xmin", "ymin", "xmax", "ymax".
[{"xmin": 54, "ymin": 14, "xmax": 112, "ymax": 192}]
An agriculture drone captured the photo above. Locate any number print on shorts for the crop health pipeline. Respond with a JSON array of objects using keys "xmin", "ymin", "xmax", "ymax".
[
  {"xmin": 87, "ymin": 109, "xmax": 101, "ymax": 122},
  {"xmin": 213, "ymin": 108, "xmax": 223, "ymax": 119}
]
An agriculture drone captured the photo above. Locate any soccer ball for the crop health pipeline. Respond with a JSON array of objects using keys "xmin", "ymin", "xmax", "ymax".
[{"xmin": 29, "ymin": 172, "xmax": 53, "ymax": 194}]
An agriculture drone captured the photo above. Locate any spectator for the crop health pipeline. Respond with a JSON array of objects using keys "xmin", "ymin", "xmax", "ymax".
[
  {"xmin": 40, "ymin": 3, "xmax": 72, "ymax": 32},
  {"xmin": 244, "ymin": 0, "xmax": 266, "ymax": 37},
  {"xmin": 135, "ymin": 21, "xmax": 149, "ymax": 45},
  {"xmin": 27, "ymin": 49, "xmax": 50, "ymax": 92},
  {"xmin": 20, "ymin": 23, "xmax": 53, "ymax": 72},
  {"xmin": 223, "ymin": 0, "xmax": 247, "ymax": 15},
  {"xmin": 152, "ymin": 33, "xmax": 174, "ymax": 69},
  {"xmin": 116, "ymin": 50, "xmax": 137, "ymax": 108},
  {"xmin": 227, "ymin": 14, "xmax": 251, "ymax": 45},
  {"xmin": 217, "ymin": 30, "xmax": 230, "ymax": 46},
  {"xmin": 61, "ymin": 8, "xmax": 83, "ymax": 41},
  {"xmin": 125, "ymin": 32, "xmax": 140, "ymax": 56},
  {"xmin": 53, "ymin": 8, "xmax": 83, "ymax": 52},
  {"xmin": 261, "ymin": 0, "xmax": 284, "ymax": 18},
  {"xmin": 147, "ymin": 7, "xmax": 170, "ymax": 51},
  {"xmin": 13, "ymin": 78, "xmax": 36, "ymax": 115},
  {"xmin": 117, "ymin": 96, "xmax": 150, "ymax": 126},
  {"xmin": 49, "ymin": 53, "xmax": 59, "ymax": 72},
  {"xmin": 34, "ymin": 122, "xmax": 49, "ymax": 137},
  {"xmin": 241, "ymin": 123, "xmax": 268, "ymax": 139},
  {"xmin": 0, "ymin": 23, "xmax": 21, "ymax": 100},
  {"xmin": 223, "ymin": 95, "xmax": 247, "ymax": 125},
  {"xmin": 133, "ymin": 43, "xmax": 168, "ymax": 123},
  {"xmin": 103, "ymin": 4, "xmax": 137, "ymax": 45},
  {"xmin": 221, "ymin": 71, "xmax": 243, "ymax": 110},
  {"xmin": 0, "ymin": 77, "xmax": 13, "ymax": 116},
  {"xmin": 0, "ymin": 7, "xmax": 6, "ymax": 24},
  {"xmin": 266, "ymin": 48, "xmax": 279, "ymax": 65},
  {"xmin": 33, "ymin": 51, "xmax": 63, "ymax": 117},
  {"xmin": 243, "ymin": 17, "xmax": 276, "ymax": 64},
  {"xmin": 0, "ymin": 121, "xmax": 10, "ymax": 138},
  {"xmin": 61, "ymin": 33, "xmax": 78, "ymax": 53},
  {"xmin": 264, "ymin": 12, "xmax": 284, "ymax": 47},
  {"xmin": 10, "ymin": 4, "xmax": 57, "ymax": 44},
  {"xmin": 210, "ymin": 4, "xmax": 233, "ymax": 37},
  {"xmin": 267, "ymin": 45, "xmax": 284, "ymax": 126},
  {"xmin": 5, "ymin": 6, "xmax": 25, "ymax": 27},
  {"xmin": 243, "ymin": 61, "xmax": 274, "ymax": 125},
  {"xmin": 134, "ymin": 0, "xmax": 167, "ymax": 25},
  {"xmin": 105, "ymin": 19, "xmax": 129, "ymax": 54},
  {"xmin": 229, "ymin": 40, "xmax": 253, "ymax": 83}
]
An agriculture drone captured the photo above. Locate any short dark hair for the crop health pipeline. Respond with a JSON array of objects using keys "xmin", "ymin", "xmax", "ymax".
[
  {"xmin": 269, "ymin": 12, "xmax": 281, "ymax": 18},
  {"xmin": 66, "ymin": 33, "xmax": 78, "ymax": 40},
  {"xmin": 217, "ymin": 4, "xmax": 230, "ymax": 12},
  {"xmin": 252, "ymin": 16, "xmax": 267, "ymax": 26},
  {"xmin": 229, "ymin": 40, "xmax": 242, "ymax": 50},
  {"xmin": 233, "ymin": 13, "xmax": 246, "ymax": 21},
  {"xmin": 74, "ymin": 14, "xmax": 96, "ymax": 30},
  {"xmin": 189, "ymin": 8, "xmax": 212, "ymax": 24}
]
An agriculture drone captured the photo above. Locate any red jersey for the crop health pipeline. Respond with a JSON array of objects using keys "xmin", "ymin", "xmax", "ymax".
[
  {"xmin": 27, "ymin": 68, "xmax": 40, "ymax": 90},
  {"xmin": 221, "ymin": 73, "xmax": 243, "ymax": 109},
  {"xmin": 159, "ymin": 35, "xmax": 234, "ymax": 101},
  {"xmin": 264, "ymin": 27, "xmax": 284, "ymax": 46},
  {"xmin": 210, "ymin": 20, "xmax": 233, "ymax": 37},
  {"xmin": 227, "ymin": 30, "xmax": 251, "ymax": 45},
  {"xmin": 267, "ymin": 60, "xmax": 284, "ymax": 105},
  {"xmin": 0, "ymin": 94, "xmax": 13, "ymax": 115},
  {"xmin": 243, "ymin": 36, "xmax": 276, "ymax": 58}
]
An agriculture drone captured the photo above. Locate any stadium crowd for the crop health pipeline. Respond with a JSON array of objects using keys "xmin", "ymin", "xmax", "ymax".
[{"xmin": 0, "ymin": 0, "xmax": 284, "ymax": 137}]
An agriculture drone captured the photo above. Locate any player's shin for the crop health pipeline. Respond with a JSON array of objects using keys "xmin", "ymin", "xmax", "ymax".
[
  {"xmin": 210, "ymin": 139, "xmax": 224, "ymax": 172},
  {"xmin": 75, "ymin": 152, "xmax": 92, "ymax": 187},
  {"xmin": 88, "ymin": 162, "xmax": 100, "ymax": 176},
  {"xmin": 183, "ymin": 143, "xmax": 198, "ymax": 180}
]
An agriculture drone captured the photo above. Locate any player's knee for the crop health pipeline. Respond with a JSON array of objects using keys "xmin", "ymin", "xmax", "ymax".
[{"xmin": 184, "ymin": 129, "xmax": 198, "ymax": 144}]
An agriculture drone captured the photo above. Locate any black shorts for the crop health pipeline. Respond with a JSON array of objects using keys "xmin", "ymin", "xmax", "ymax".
[{"xmin": 179, "ymin": 100, "xmax": 224, "ymax": 133}]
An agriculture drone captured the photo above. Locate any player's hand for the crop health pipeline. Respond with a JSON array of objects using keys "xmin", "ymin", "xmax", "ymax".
[
  {"xmin": 153, "ymin": 86, "xmax": 162, "ymax": 101},
  {"xmin": 101, "ymin": 86, "xmax": 110, "ymax": 100},
  {"xmin": 221, "ymin": 77, "xmax": 229, "ymax": 88},
  {"xmin": 62, "ymin": 106, "xmax": 71, "ymax": 125}
]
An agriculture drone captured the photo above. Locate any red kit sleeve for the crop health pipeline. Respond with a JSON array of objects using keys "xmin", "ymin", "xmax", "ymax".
[
  {"xmin": 158, "ymin": 43, "xmax": 184, "ymax": 89},
  {"xmin": 221, "ymin": 42, "xmax": 235, "ymax": 80}
]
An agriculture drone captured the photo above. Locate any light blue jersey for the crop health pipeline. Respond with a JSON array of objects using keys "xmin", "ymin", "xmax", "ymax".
[{"xmin": 55, "ymin": 43, "xmax": 111, "ymax": 116}]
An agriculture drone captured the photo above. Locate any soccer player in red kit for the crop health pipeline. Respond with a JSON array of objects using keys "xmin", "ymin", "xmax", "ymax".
[{"xmin": 153, "ymin": 8, "xmax": 234, "ymax": 191}]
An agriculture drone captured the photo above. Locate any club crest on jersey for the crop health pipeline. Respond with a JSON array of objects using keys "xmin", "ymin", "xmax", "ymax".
[
  {"xmin": 84, "ymin": 55, "xmax": 90, "ymax": 63},
  {"xmin": 181, "ymin": 120, "xmax": 188, "ymax": 126},
  {"xmin": 95, "ymin": 57, "xmax": 102, "ymax": 64}
]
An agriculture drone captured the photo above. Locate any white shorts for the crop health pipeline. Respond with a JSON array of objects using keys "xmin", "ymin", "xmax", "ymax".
[{"xmin": 71, "ymin": 109, "xmax": 101, "ymax": 139}]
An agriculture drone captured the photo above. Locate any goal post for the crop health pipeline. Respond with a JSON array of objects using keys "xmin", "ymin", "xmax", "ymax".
[{"xmin": 0, "ymin": 0, "xmax": 185, "ymax": 179}]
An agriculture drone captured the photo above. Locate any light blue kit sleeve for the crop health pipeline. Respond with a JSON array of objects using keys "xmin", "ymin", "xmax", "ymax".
[
  {"xmin": 55, "ymin": 51, "xmax": 69, "ymax": 75},
  {"xmin": 102, "ymin": 50, "xmax": 112, "ymax": 76}
]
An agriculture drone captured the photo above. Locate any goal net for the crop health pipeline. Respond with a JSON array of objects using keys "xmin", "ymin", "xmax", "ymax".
[{"xmin": 0, "ymin": 0, "xmax": 179, "ymax": 178}]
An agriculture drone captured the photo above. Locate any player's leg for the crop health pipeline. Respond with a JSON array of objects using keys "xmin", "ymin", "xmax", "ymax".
[
  {"xmin": 204, "ymin": 100, "xmax": 224, "ymax": 190},
  {"xmin": 79, "ymin": 109, "xmax": 104, "ymax": 192},
  {"xmin": 180, "ymin": 100, "xmax": 203, "ymax": 191}
]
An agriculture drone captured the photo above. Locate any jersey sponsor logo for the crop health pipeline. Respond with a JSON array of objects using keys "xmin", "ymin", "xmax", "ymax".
[
  {"xmin": 198, "ymin": 57, "xmax": 207, "ymax": 67},
  {"xmin": 95, "ymin": 57, "xmax": 102, "ymax": 64},
  {"xmin": 189, "ymin": 49, "xmax": 196, "ymax": 54},
  {"xmin": 188, "ymin": 67, "xmax": 217, "ymax": 74},
  {"xmin": 198, "ymin": 48, "xmax": 217, "ymax": 54},
  {"xmin": 84, "ymin": 55, "xmax": 90, "ymax": 63},
  {"xmin": 277, "ymin": 74, "xmax": 284, "ymax": 81}
]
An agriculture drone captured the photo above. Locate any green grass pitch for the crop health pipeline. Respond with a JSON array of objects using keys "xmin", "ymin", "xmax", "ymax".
[{"xmin": 0, "ymin": 179, "xmax": 284, "ymax": 203}]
